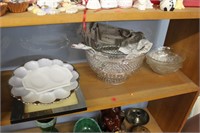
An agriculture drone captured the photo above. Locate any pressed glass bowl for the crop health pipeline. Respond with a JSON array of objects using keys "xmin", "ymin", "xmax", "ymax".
[
  {"xmin": 86, "ymin": 50, "xmax": 145, "ymax": 85},
  {"xmin": 146, "ymin": 47, "xmax": 185, "ymax": 74},
  {"xmin": 73, "ymin": 118, "xmax": 102, "ymax": 132}
]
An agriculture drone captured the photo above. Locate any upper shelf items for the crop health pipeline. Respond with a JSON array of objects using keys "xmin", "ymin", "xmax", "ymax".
[{"xmin": 0, "ymin": 7, "xmax": 199, "ymax": 27}]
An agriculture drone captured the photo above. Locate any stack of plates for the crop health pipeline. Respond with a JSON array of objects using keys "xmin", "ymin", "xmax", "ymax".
[{"xmin": 8, "ymin": 58, "xmax": 79, "ymax": 104}]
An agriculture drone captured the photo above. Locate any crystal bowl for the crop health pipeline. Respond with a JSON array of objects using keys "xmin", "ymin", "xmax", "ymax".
[
  {"xmin": 86, "ymin": 50, "xmax": 145, "ymax": 85},
  {"xmin": 146, "ymin": 47, "xmax": 185, "ymax": 74}
]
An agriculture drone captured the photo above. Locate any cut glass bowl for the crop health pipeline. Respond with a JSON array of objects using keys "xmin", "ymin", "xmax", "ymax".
[
  {"xmin": 146, "ymin": 47, "xmax": 185, "ymax": 74},
  {"xmin": 86, "ymin": 49, "xmax": 145, "ymax": 85}
]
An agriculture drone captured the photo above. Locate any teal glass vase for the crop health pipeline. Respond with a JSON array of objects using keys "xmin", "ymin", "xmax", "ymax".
[{"xmin": 36, "ymin": 118, "xmax": 58, "ymax": 132}]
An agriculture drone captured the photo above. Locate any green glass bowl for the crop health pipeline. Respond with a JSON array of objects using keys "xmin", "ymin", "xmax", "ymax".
[{"xmin": 73, "ymin": 118, "xmax": 102, "ymax": 132}]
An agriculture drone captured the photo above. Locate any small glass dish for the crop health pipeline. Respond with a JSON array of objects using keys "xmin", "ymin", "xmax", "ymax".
[{"xmin": 146, "ymin": 46, "xmax": 185, "ymax": 74}]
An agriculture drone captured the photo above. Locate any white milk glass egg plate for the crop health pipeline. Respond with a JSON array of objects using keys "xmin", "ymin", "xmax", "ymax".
[{"xmin": 9, "ymin": 58, "xmax": 79, "ymax": 104}]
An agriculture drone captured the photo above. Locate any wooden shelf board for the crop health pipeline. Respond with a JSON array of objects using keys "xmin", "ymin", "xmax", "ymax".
[
  {"xmin": 16, "ymin": 109, "xmax": 162, "ymax": 132},
  {"xmin": 1, "ymin": 63, "xmax": 199, "ymax": 126},
  {"xmin": 16, "ymin": 121, "xmax": 75, "ymax": 132},
  {"xmin": 0, "ymin": 7, "xmax": 199, "ymax": 27}
]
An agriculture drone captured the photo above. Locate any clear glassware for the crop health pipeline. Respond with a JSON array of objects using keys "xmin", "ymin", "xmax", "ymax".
[
  {"xmin": 146, "ymin": 46, "xmax": 185, "ymax": 74},
  {"xmin": 82, "ymin": 22, "xmax": 147, "ymax": 85},
  {"xmin": 86, "ymin": 50, "xmax": 145, "ymax": 85}
]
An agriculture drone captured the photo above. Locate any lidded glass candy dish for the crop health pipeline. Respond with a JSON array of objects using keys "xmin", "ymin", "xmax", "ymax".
[{"xmin": 146, "ymin": 46, "xmax": 185, "ymax": 74}]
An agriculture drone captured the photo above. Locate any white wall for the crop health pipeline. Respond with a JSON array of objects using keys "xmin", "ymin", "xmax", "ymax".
[
  {"xmin": 1, "ymin": 24, "xmax": 86, "ymax": 70},
  {"xmin": 0, "ymin": 20, "xmax": 169, "ymax": 132},
  {"xmin": 1, "ymin": 20, "xmax": 169, "ymax": 70}
]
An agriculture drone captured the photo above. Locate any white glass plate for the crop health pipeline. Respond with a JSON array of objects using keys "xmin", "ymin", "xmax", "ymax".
[
  {"xmin": 22, "ymin": 65, "xmax": 73, "ymax": 94},
  {"xmin": 9, "ymin": 58, "xmax": 79, "ymax": 104}
]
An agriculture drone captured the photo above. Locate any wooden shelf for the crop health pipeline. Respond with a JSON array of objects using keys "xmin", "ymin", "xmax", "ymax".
[
  {"xmin": 0, "ymin": 7, "xmax": 199, "ymax": 27},
  {"xmin": 1, "ymin": 63, "xmax": 199, "ymax": 126},
  {"xmin": 16, "ymin": 109, "xmax": 162, "ymax": 132},
  {"xmin": 1, "ymin": 6, "xmax": 199, "ymax": 132}
]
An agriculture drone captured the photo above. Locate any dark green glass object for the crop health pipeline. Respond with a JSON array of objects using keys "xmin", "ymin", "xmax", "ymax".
[
  {"xmin": 73, "ymin": 118, "xmax": 102, "ymax": 132},
  {"xmin": 36, "ymin": 118, "xmax": 58, "ymax": 132}
]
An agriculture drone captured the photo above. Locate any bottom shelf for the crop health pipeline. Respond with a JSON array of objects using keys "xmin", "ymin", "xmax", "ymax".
[{"xmin": 16, "ymin": 109, "xmax": 162, "ymax": 132}]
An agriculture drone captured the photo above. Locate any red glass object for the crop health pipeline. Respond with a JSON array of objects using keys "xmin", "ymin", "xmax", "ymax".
[
  {"xmin": 100, "ymin": 107, "xmax": 123, "ymax": 132},
  {"xmin": 150, "ymin": 0, "xmax": 160, "ymax": 5},
  {"xmin": 183, "ymin": 0, "xmax": 200, "ymax": 7}
]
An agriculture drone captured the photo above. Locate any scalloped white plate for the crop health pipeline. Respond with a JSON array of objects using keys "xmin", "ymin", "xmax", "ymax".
[
  {"xmin": 22, "ymin": 65, "xmax": 73, "ymax": 94},
  {"xmin": 9, "ymin": 58, "xmax": 79, "ymax": 104}
]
